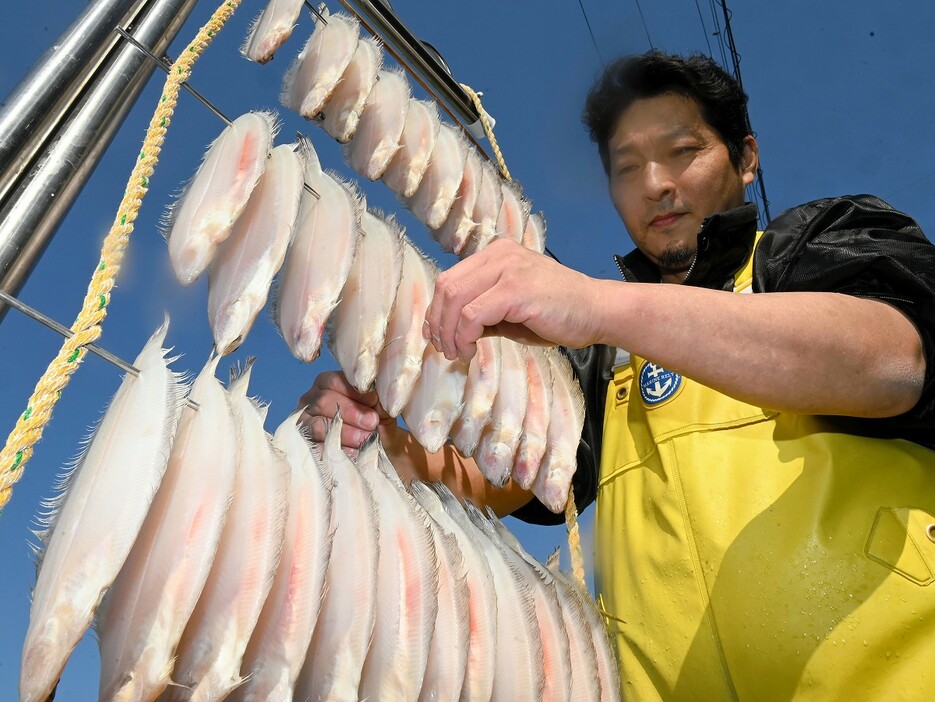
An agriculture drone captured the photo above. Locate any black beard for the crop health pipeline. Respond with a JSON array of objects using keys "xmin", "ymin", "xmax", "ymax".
[{"xmin": 658, "ymin": 243, "xmax": 695, "ymax": 272}]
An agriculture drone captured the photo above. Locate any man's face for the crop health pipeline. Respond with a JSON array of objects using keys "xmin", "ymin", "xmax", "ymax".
[{"xmin": 607, "ymin": 93, "xmax": 757, "ymax": 283}]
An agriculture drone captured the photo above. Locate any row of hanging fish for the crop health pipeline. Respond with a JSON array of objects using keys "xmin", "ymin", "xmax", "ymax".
[
  {"xmin": 161, "ymin": 109, "xmax": 584, "ymax": 513},
  {"xmin": 19, "ymin": 321, "xmax": 620, "ymax": 701},
  {"xmin": 243, "ymin": 4, "xmax": 547, "ymax": 258}
]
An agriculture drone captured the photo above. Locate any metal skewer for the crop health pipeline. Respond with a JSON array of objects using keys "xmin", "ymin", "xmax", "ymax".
[{"xmin": 0, "ymin": 289, "xmax": 198, "ymax": 409}]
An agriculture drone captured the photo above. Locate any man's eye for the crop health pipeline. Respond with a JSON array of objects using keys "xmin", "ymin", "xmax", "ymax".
[{"xmin": 615, "ymin": 164, "xmax": 638, "ymax": 176}]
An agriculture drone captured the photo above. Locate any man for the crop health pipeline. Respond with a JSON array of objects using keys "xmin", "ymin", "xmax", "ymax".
[{"xmin": 300, "ymin": 51, "xmax": 935, "ymax": 700}]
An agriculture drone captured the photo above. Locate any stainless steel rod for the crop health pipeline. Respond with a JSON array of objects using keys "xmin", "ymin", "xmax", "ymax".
[
  {"xmin": 0, "ymin": 0, "xmax": 150, "ymax": 207},
  {"xmin": 0, "ymin": 0, "xmax": 199, "ymax": 319}
]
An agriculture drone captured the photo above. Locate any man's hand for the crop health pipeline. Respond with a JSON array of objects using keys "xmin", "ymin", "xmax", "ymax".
[
  {"xmin": 297, "ymin": 371, "xmax": 394, "ymax": 450},
  {"xmin": 423, "ymin": 238, "xmax": 601, "ymax": 361}
]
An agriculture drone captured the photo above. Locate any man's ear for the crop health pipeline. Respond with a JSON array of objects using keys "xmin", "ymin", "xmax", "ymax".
[{"xmin": 741, "ymin": 135, "xmax": 759, "ymax": 187}]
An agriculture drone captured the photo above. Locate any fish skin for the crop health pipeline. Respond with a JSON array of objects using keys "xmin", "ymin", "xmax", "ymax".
[
  {"xmin": 240, "ymin": 0, "xmax": 306, "ymax": 64},
  {"xmin": 165, "ymin": 365, "xmax": 290, "ymax": 701},
  {"xmin": 375, "ymin": 239, "xmax": 434, "ymax": 417},
  {"xmin": 434, "ymin": 147, "xmax": 482, "ymax": 255},
  {"xmin": 522, "ymin": 211, "xmax": 547, "ymax": 254},
  {"xmin": 19, "ymin": 320, "xmax": 184, "ymax": 702},
  {"xmin": 450, "ymin": 335, "xmax": 501, "ymax": 457},
  {"xmin": 411, "ymin": 483, "xmax": 497, "ymax": 702},
  {"xmin": 533, "ymin": 348, "xmax": 586, "ymax": 513},
  {"xmin": 401, "ymin": 344, "xmax": 469, "ymax": 453},
  {"xmin": 229, "ymin": 411, "xmax": 334, "ymax": 702},
  {"xmin": 494, "ymin": 180, "xmax": 532, "ymax": 244},
  {"xmin": 96, "ymin": 354, "xmax": 240, "ymax": 702},
  {"xmin": 544, "ymin": 561, "xmax": 603, "ymax": 702},
  {"xmin": 321, "ymin": 35, "xmax": 383, "ymax": 144},
  {"xmin": 166, "ymin": 112, "xmax": 276, "ymax": 285},
  {"xmin": 282, "ymin": 12, "xmax": 359, "ymax": 119},
  {"xmin": 463, "ymin": 502, "xmax": 545, "ymax": 702},
  {"xmin": 294, "ymin": 411, "xmax": 379, "ymax": 701},
  {"xmin": 512, "ymin": 346, "xmax": 553, "ymax": 490},
  {"xmin": 489, "ymin": 514, "xmax": 572, "ymax": 702},
  {"xmin": 475, "ymin": 339, "xmax": 528, "ymax": 487},
  {"xmin": 382, "ymin": 98, "xmax": 440, "ymax": 197},
  {"xmin": 406, "ymin": 121, "xmax": 468, "ymax": 230},
  {"xmin": 208, "ymin": 142, "xmax": 305, "ymax": 355},
  {"xmin": 345, "ymin": 68, "xmax": 412, "ymax": 181},
  {"xmin": 327, "ymin": 209, "xmax": 405, "ymax": 392},
  {"xmin": 461, "ymin": 159, "xmax": 504, "ymax": 257},
  {"xmin": 275, "ymin": 139, "xmax": 363, "ymax": 363},
  {"xmin": 357, "ymin": 438, "xmax": 440, "ymax": 701}
]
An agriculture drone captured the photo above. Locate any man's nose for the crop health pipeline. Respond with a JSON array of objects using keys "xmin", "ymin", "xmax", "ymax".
[{"xmin": 643, "ymin": 161, "xmax": 675, "ymax": 200}]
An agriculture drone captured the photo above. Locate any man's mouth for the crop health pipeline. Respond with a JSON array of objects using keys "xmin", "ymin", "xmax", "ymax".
[{"xmin": 650, "ymin": 212, "xmax": 684, "ymax": 228}]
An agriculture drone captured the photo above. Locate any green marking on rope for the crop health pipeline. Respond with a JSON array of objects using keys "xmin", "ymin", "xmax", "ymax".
[
  {"xmin": 139, "ymin": 150, "xmax": 146, "ymax": 161},
  {"xmin": 160, "ymin": 116, "xmax": 167, "ymax": 127},
  {"xmin": 98, "ymin": 294, "xmax": 107, "ymax": 310},
  {"xmin": 189, "ymin": 45, "xmax": 195, "ymax": 52},
  {"xmin": 141, "ymin": 176, "xmax": 148, "ymax": 188},
  {"xmin": 98, "ymin": 260, "xmax": 106, "ymax": 272},
  {"xmin": 22, "ymin": 407, "xmax": 32, "ymax": 421},
  {"xmin": 120, "ymin": 214, "xmax": 127, "ymax": 226},
  {"xmin": 161, "ymin": 94, "xmax": 167, "ymax": 103},
  {"xmin": 67, "ymin": 349, "xmax": 80, "ymax": 363},
  {"xmin": 10, "ymin": 451, "xmax": 23, "ymax": 472}
]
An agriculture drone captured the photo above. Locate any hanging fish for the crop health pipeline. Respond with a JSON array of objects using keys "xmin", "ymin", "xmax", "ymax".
[
  {"xmin": 402, "ymin": 344, "xmax": 469, "ymax": 453},
  {"xmin": 546, "ymin": 560, "xmax": 622, "ymax": 701},
  {"xmin": 382, "ymin": 98, "xmax": 441, "ymax": 197},
  {"xmin": 321, "ymin": 35, "xmax": 383, "ymax": 144},
  {"xmin": 463, "ymin": 501, "xmax": 545, "ymax": 702},
  {"xmin": 207, "ymin": 141, "xmax": 306, "ymax": 355},
  {"xmin": 19, "ymin": 320, "xmax": 185, "ymax": 702},
  {"xmin": 375, "ymin": 239, "xmax": 435, "ymax": 417},
  {"xmin": 294, "ymin": 411, "xmax": 379, "ymax": 701},
  {"xmin": 240, "ymin": 0, "xmax": 305, "ymax": 64},
  {"xmin": 357, "ymin": 438, "xmax": 440, "ymax": 700},
  {"xmin": 230, "ymin": 411, "xmax": 335, "ymax": 701},
  {"xmin": 165, "ymin": 111, "xmax": 277, "ymax": 285},
  {"xmin": 461, "ymin": 158, "xmax": 504, "ymax": 257},
  {"xmin": 406, "ymin": 121, "xmax": 468, "ymax": 230},
  {"xmin": 327, "ymin": 209, "xmax": 405, "ymax": 392},
  {"xmin": 433, "ymin": 147, "xmax": 483, "ymax": 255},
  {"xmin": 533, "ymin": 348, "xmax": 586, "ymax": 513},
  {"xmin": 512, "ymin": 345, "xmax": 553, "ymax": 490},
  {"xmin": 96, "ymin": 354, "xmax": 240, "ymax": 702},
  {"xmin": 281, "ymin": 12, "xmax": 359, "ymax": 119},
  {"xmin": 490, "ymin": 513, "xmax": 572, "ymax": 702},
  {"xmin": 411, "ymin": 482, "xmax": 495, "ymax": 702},
  {"xmin": 274, "ymin": 138, "xmax": 363, "ymax": 363},
  {"xmin": 450, "ymin": 335, "xmax": 501, "ymax": 457},
  {"xmin": 166, "ymin": 364, "xmax": 290, "ymax": 701},
  {"xmin": 475, "ymin": 338, "xmax": 528, "ymax": 487},
  {"xmin": 495, "ymin": 179, "xmax": 532, "ymax": 243},
  {"xmin": 522, "ymin": 211, "xmax": 547, "ymax": 254},
  {"xmin": 346, "ymin": 68, "xmax": 412, "ymax": 181}
]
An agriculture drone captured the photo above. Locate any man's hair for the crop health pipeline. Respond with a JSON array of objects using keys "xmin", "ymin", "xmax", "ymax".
[{"xmin": 582, "ymin": 50, "xmax": 751, "ymax": 174}]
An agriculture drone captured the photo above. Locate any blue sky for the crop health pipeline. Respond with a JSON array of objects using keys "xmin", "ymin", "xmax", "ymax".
[{"xmin": 1, "ymin": 0, "xmax": 934, "ymax": 697}]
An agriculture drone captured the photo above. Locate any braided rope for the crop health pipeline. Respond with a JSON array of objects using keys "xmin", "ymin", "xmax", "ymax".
[
  {"xmin": 0, "ymin": 0, "xmax": 242, "ymax": 515},
  {"xmin": 459, "ymin": 83, "xmax": 512, "ymax": 182}
]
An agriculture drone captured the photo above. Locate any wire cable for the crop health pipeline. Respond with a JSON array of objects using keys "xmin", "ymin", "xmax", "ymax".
[
  {"xmin": 576, "ymin": 0, "xmax": 605, "ymax": 66},
  {"xmin": 633, "ymin": 0, "xmax": 655, "ymax": 49},
  {"xmin": 693, "ymin": 0, "xmax": 714, "ymax": 56}
]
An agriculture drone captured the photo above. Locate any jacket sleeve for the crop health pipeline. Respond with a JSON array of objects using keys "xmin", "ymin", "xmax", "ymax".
[
  {"xmin": 511, "ymin": 344, "xmax": 614, "ymax": 525},
  {"xmin": 753, "ymin": 194, "xmax": 935, "ymax": 442}
]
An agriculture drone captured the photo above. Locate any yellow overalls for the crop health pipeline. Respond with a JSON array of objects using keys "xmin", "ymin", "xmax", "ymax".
[{"xmin": 595, "ymin": 242, "xmax": 935, "ymax": 701}]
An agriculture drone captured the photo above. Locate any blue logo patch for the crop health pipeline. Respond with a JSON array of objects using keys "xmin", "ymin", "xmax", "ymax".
[{"xmin": 639, "ymin": 361, "xmax": 683, "ymax": 406}]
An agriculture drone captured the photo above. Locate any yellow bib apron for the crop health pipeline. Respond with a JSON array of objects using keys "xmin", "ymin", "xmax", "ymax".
[{"xmin": 595, "ymin": 245, "xmax": 935, "ymax": 701}]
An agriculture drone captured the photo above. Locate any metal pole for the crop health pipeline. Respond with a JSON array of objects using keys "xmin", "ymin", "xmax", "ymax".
[
  {"xmin": 0, "ymin": 0, "xmax": 149, "ymax": 206},
  {"xmin": 0, "ymin": 0, "xmax": 200, "ymax": 319}
]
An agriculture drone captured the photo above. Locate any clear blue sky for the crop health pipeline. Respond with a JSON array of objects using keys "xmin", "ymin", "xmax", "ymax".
[{"xmin": 1, "ymin": 0, "xmax": 933, "ymax": 697}]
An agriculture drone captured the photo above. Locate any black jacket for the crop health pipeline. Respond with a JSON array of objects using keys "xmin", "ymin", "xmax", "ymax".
[{"xmin": 514, "ymin": 195, "xmax": 935, "ymax": 525}]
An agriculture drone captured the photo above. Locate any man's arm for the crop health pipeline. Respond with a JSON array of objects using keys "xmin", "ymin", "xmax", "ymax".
[{"xmin": 425, "ymin": 239, "xmax": 926, "ymax": 419}]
